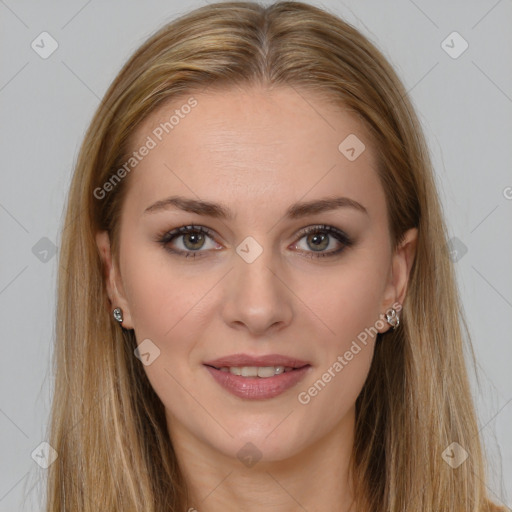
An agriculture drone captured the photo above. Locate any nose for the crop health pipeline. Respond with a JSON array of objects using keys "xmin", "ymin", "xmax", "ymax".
[{"xmin": 221, "ymin": 242, "xmax": 294, "ymax": 337}]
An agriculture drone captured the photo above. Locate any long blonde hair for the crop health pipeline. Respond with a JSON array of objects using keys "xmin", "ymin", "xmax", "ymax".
[{"xmin": 47, "ymin": 1, "xmax": 505, "ymax": 510}]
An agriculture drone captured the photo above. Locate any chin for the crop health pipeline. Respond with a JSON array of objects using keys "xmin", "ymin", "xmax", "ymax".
[{"xmin": 215, "ymin": 418, "xmax": 307, "ymax": 463}]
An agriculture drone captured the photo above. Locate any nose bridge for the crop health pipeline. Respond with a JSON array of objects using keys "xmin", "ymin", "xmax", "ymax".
[
  {"xmin": 235, "ymin": 237, "xmax": 276, "ymax": 292},
  {"xmin": 222, "ymin": 233, "xmax": 293, "ymax": 333},
  {"xmin": 234, "ymin": 233, "xmax": 280, "ymax": 297}
]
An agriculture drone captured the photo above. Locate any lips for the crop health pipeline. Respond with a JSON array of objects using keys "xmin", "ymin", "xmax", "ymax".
[
  {"xmin": 204, "ymin": 364, "xmax": 312, "ymax": 399},
  {"xmin": 203, "ymin": 353, "xmax": 310, "ymax": 369}
]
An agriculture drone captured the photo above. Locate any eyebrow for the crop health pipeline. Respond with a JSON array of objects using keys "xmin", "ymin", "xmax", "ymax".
[{"xmin": 143, "ymin": 195, "xmax": 368, "ymax": 219}]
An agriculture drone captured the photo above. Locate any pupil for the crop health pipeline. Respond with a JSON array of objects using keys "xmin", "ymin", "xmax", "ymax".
[
  {"xmin": 309, "ymin": 232, "xmax": 328, "ymax": 251},
  {"xmin": 184, "ymin": 232, "xmax": 204, "ymax": 250}
]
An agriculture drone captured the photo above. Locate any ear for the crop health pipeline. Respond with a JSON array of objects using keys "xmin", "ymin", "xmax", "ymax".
[
  {"xmin": 377, "ymin": 227, "xmax": 418, "ymax": 333},
  {"xmin": 95, "ymin": 230, "xmax": 134, "ymax": 329}
]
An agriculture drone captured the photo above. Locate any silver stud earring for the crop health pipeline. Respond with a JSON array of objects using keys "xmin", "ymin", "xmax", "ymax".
[
  {"xmin": 385, "ymin": 307, "xmax": 400, "ymax": 330},
  {"xmin": 113, "ymin": 307, "xmax": 123, "ymax": 323}
]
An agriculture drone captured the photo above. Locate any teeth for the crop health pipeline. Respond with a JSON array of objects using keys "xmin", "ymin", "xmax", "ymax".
[{"xmin": 218, "ymin": 366, "xmax": 292, "ymax": 378}]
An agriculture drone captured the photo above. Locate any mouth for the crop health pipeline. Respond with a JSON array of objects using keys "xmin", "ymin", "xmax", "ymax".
[
  {"xmin": 204, "ymin": 364, "xmax": 310, "ymax": 378},
  {"xmin": 203, "ymin": 353, "xmax": 311, "ymax": 371},
  {"xmin": 202, "ymin": 354, "xmax": 312, "ymax": 400}
]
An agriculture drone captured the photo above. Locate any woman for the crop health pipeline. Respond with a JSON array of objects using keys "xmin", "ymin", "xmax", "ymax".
[{"xmin": 46, "ymin": 1, "xmax": 507, "ymax": 510}]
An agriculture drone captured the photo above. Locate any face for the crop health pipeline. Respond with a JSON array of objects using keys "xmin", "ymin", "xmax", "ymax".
[{"xmin": 96, "ymin": 84, "xmax": 417, "ymax": 465}]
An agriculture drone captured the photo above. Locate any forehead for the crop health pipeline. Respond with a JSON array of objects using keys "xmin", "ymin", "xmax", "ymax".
[{"xmin": 122, "ymin": 85, "xmax": 385, "ymax": 220}]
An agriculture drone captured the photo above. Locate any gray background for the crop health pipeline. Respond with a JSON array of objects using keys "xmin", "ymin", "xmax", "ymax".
[{"xmin": 0, "ymin": 0, "xmax": 511, "ymax": 510}]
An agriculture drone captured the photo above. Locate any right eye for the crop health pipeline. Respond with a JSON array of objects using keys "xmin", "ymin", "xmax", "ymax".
[{"xmin": 157, "ymin": 225, "xmax": 222, "ymax": 258}]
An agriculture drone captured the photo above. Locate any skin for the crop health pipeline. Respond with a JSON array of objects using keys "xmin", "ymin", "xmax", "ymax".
[{"xmin": 96, "ymin": 84, "xmax": 417, "ymax": 512}]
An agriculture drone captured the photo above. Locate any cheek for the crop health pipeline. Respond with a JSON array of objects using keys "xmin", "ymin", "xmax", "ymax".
[
  {"xmin": 293, "ymin": 266, "xmax": 383, "ymax": 426},
  {"xmin": 123, "ymin": 264, "xmax": 171, "ymax": 338},
  {"xmin": 120, "ymin": 243, "xmax": 204, "ymax": 340},
  {"xmin": 120, "ymin": 246, "xmax": 210, "ymax": 407},
  {"xmin": 304, "ymin": 260, "xmax": 385, "ymax": 346}
]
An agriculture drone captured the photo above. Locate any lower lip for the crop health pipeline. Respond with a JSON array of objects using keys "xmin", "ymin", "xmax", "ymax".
[{"xmin": 204, "ymin": 365, "xmax": 311, "ymax": 400}]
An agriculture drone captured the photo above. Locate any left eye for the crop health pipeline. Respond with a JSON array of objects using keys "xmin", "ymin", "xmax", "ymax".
[
  {"xmin": 158, "ymin": 224, "xmax": 353, "ymax": 259},
  {"xmin": 292, "ymin": 225, "xmax": 353, "ymax": 258}
]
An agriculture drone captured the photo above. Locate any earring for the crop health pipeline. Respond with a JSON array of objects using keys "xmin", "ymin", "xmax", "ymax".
[
  {"xmin": 385, "ymin": 307, "xmax": 400, "ymax": 330},
  {"xmin": 112, "ymin": 307, "xmax": 123, "ymax": 323}
]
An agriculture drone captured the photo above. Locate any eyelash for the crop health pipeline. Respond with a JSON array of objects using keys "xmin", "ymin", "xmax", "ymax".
[{"xmin": 156, "ymin": 224, "xmax": 354, "ymax": 260}]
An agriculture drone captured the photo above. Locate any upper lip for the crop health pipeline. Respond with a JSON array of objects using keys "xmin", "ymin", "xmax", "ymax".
[{"xmin": 203, "ymin": 353, "xmax": 311, "ymax": 369}]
